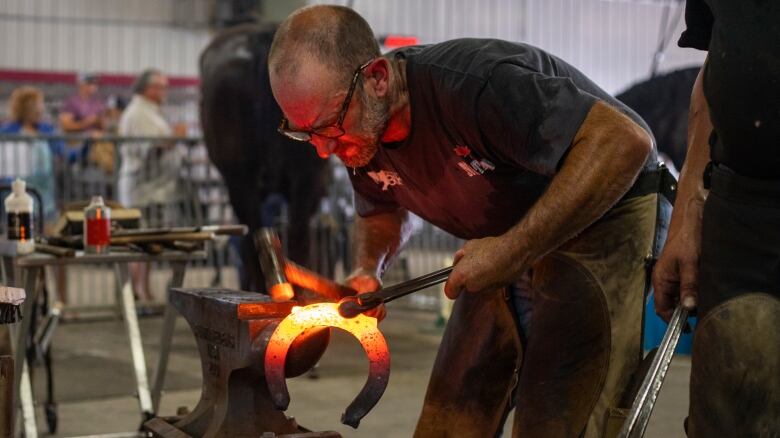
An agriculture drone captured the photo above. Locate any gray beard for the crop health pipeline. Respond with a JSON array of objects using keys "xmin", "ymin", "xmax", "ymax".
[{"xmin": 339, "ymin": 92, "xmax": 390, "ymax": 168}]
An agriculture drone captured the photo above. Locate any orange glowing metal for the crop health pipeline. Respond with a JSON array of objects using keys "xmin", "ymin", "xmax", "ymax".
[
  {"xmin": 265, "ymin": 302, "xmax": 390, "ymax": 428},
  {"xmin": 284, "ymin": 263, "xmax": 349, "ymax": 301},
  {"xmin": 269, "ymin": 282, "xmax": 295, "ymax": 302}
]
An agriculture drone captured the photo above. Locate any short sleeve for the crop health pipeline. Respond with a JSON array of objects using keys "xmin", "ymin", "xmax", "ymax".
[
  {"xmin": 348, "ymin": 169, "xmax": 402, "ymax": 217},
  {"xmin": 60, "ymin": 97, "xmax": 78, "ymax": 116},
  {"xmin": 477, "ymin": 63, "xmax": 598, "ymax": 176},
  {"xmin": 678, "ymin": 0, "xmax": 713, "ymax": 50}
]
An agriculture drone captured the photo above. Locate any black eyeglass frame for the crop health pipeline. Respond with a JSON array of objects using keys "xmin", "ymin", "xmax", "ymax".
[{"xmin": 278, "ymin": 58, "xmax": 374, "ymax": 142}]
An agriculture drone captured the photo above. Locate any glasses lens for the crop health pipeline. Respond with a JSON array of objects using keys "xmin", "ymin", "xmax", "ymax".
[
  {"xmin": 313, "ymin": 125, "xmax": 345, "ymax": 139},
  {"xmin": 278, "ymin": 128, "xmax": 311, "ymax": 142}
]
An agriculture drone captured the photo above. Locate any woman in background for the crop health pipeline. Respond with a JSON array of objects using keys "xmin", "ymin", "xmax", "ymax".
[{"xmin": 0, "ymin": 86, "xmax": 61, "ymax": 224}]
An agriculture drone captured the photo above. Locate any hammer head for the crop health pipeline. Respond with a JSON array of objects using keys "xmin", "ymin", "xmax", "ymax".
[{"xmin": 254, "ymin": 228, "xmax": 295, "ymax": 302}]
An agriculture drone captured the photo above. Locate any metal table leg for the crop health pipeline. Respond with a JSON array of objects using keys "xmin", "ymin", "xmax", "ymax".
[
  {"xmin": 151, "ymin": 262, "xmax": 186, "ymax": 414},
  {"xmin": 113, "ymin": 263, "xmax": 153, "ymax": 420},
  {"xmin": 10, "ymin": 267, "xmax": 40, "ymax": 438}
]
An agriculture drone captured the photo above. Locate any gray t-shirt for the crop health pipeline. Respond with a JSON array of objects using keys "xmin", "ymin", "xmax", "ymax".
[{"xmin": 349, "ymin": 38, "xmax": 656, "ymax": 239}]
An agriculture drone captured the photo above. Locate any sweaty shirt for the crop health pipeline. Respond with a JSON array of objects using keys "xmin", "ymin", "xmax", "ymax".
[
  {"xmin": 349, "ymin": 38, "xmax": 656, "ymax": 240},
  {"xmin": 679, "ymin": 0, "xmax": 780, "ymax": 179}
]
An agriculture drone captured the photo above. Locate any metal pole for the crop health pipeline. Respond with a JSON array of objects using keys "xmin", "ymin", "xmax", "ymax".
[
  {"xmin": 620, "ymin": 305, "xmax": 689, "ymax": 438},
  {"xmin": 151, "ymin": 261, "xmax": 186, "ymax": 414}
]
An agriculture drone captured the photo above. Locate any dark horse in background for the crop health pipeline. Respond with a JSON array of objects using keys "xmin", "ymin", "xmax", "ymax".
[
  {"xmin": 617, "ymin": 66, "xmax": 701, "ymax": 170},
  {"xmin": 200, "ymin": 23, "xmax": 330, "ymax": 292}
]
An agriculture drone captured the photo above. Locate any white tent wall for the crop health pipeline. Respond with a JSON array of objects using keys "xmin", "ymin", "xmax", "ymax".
[
  {"xmin": 0, "ymin": 0, "xmax": 211, "ymax": 76},
  {"xmin": 1, "ymin": 0, "xmax": 705, "ymax": 90},
  {"xmin": 320, "ymin": 0, "xmax": 706, "ymax": 94},
  {"xmin": 524, "ymin": 0, "xmax": 705, "ymax": 93}
]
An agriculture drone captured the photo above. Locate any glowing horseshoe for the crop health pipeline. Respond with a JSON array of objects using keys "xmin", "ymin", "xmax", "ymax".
[{"xmin": 264, "ymin": 302, "xmax": 390, "ymax": 428}]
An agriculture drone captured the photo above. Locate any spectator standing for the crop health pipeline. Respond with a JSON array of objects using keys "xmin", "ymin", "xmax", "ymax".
[
  {"xmin": 1, "ymin": 87, "xmax": 69, "ymax": 305},
  {"xmin": 0, "ymin": 86, "xmax": 60, "ymax": 224},
  {"xmin": 58, "ymin": 72, "xmax": 111, "ymax": 201},
  {"xmin": 59, "ymin": 72, "xmax": 106, "ymax": 137},
  {"xmin": 118, "ymin": 69, "xmax": 187, "ymax": 302}
]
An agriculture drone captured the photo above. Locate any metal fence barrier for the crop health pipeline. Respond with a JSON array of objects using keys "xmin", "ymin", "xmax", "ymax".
[{"xmin": 0, "ymin": 134, "xmax": 462, "ymax": 315}]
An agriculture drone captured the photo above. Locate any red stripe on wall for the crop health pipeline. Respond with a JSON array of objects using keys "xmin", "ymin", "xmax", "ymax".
[{"xmin": 0, "ymin": 69, "xmax": 200, "ymax": 88}]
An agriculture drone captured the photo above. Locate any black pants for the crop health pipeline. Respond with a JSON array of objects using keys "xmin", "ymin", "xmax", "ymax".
[
  {"xmin": 688, "ymin": 164, "xmax": 780, "ymax": 437},
  {"xmin": 699, "ymin": 164, "xmax": 780, "ymax": 314}
]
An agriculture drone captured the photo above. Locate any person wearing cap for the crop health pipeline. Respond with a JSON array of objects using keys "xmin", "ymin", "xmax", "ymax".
[{"xmin": 59, "ymin": 72, "xmax": 106, "ymax": 137}]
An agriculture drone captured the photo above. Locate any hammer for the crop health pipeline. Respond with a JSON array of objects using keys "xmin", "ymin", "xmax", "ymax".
[
  {"xmin": 255, "ymin": 228, "xmax": 357, "ymax": 302},
  {"xmin": 255, "ymin": 228, "xmax": 453, "ymax": 315}
]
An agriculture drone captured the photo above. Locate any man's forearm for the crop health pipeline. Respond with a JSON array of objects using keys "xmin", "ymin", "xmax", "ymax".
[
  {"xmin": 352, "ymin": 209, "xmax": 411, "ymax": 278},
  {"xmin": 502, "ymin": 101, "xmax": 652, "ymax": 273},
  {"xmin": 667, "ymin": 63, "xmax": 711, "ymax": 238}
]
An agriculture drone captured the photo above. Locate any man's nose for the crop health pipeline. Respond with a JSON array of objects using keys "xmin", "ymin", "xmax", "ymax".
[{"xmin": 310, "ymin": 136, "xmax": 337, "ymax": 159}]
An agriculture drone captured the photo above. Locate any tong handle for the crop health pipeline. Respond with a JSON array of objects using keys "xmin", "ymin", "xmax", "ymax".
[{"xmin": 347, "ymin": 266, "xmax": 453, "ymax": 312}]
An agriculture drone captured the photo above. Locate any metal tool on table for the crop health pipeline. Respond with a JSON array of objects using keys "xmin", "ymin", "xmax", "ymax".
[
  {"xmin": 111, "ymin": 224, "xmax": 248, "ymax": 238},
  {"xmin": 619, "ymin": 305, "xmax": 689, "ymax": 438}
]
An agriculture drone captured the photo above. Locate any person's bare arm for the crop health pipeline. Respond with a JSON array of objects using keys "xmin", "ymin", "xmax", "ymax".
[
  {"xmin": 59, "ymin": 112, "xmax": 100, "ymax": 133},
  {"xmin": 350, "ymin": 208, "xmax": 412, "ymax": 281},
  {"xmin": 652, "ymin": 61, "xmax": 711, "ymax": 321},
  {"xmin": 445, "ymin": 100, "xmax": 652, "ymax": 298},
  {"xmin": 344, "ymin": 208, "xmax": 411, "ymax": 320}
]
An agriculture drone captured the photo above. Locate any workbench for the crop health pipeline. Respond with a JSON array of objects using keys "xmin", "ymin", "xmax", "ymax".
[{"xmin": 0, "ymin": 243, "xmax": 205, "ymax": 437}]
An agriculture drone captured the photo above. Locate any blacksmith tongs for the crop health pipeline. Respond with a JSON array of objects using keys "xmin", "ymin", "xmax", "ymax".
[{"xmin": 337, "ymin": 266, "xmax": 453, "ymax": 318}]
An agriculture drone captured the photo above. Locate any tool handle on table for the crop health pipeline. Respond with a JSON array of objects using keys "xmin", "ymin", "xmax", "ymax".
[
  {"xmin": 112, "ymin": 224, "xmax": 247, "ymax": 238},
  {"xmin": 35, "ymin": 243, "xmax": 75, "ymax": 257}
]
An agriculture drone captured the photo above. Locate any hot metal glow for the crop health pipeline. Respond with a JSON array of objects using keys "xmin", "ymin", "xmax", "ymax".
[
  {"xmin": 264, "ymin": 302, "xmax": 390, "ymax": 428},
  {"xmin": 269, "ymin": 282, "xmax": 295, "ymax": 302}
]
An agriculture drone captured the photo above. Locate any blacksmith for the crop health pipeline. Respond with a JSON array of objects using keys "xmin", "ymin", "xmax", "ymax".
[{"xmin": 269, "ymin": 5, "xmax": 667, "ymax": 437}]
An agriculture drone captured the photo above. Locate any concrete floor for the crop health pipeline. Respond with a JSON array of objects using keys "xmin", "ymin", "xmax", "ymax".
[{"xmin": 28, "ymin": 305, "xmax": 691, "ymax": 437}]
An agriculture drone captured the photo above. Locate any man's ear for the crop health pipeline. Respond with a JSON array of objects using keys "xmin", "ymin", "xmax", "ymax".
[{"xmin": 364, "ymin": 58, "xmax": 390, "ymax": 98}]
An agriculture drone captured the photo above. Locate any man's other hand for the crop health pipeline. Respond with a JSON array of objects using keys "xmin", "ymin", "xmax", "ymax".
[
  {"xmin": 652, "ymin": 202, "xmax": 703, "ymax": 322},
  {"xmin": 344, "ymin": 268, "xmax": 386, "ymax": 321},
  {"xmin": 444, "ymin": 235, "xmax": 523, "ymax": 300}
]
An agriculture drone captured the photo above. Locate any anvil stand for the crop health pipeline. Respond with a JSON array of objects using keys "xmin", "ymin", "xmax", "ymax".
[{"xmin": 144, "ymin": 288, "xmax": 340, "ymax": 438}]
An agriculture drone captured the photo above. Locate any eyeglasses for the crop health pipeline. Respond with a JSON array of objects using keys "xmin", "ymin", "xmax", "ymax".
[{"xmin": 278, "ymin": 58, "xmax": 374, "ymax": 142}]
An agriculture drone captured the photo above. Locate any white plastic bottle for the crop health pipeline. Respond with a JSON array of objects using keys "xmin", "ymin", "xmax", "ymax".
[{"xmin": 4, "ymin": 178, "xmax": 35, "ymax": 254}]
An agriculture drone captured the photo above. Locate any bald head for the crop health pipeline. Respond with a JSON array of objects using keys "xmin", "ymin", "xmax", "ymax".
[{"xmin": 269, "ymin": 5, "xmax": 380, "ymax": 85}]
